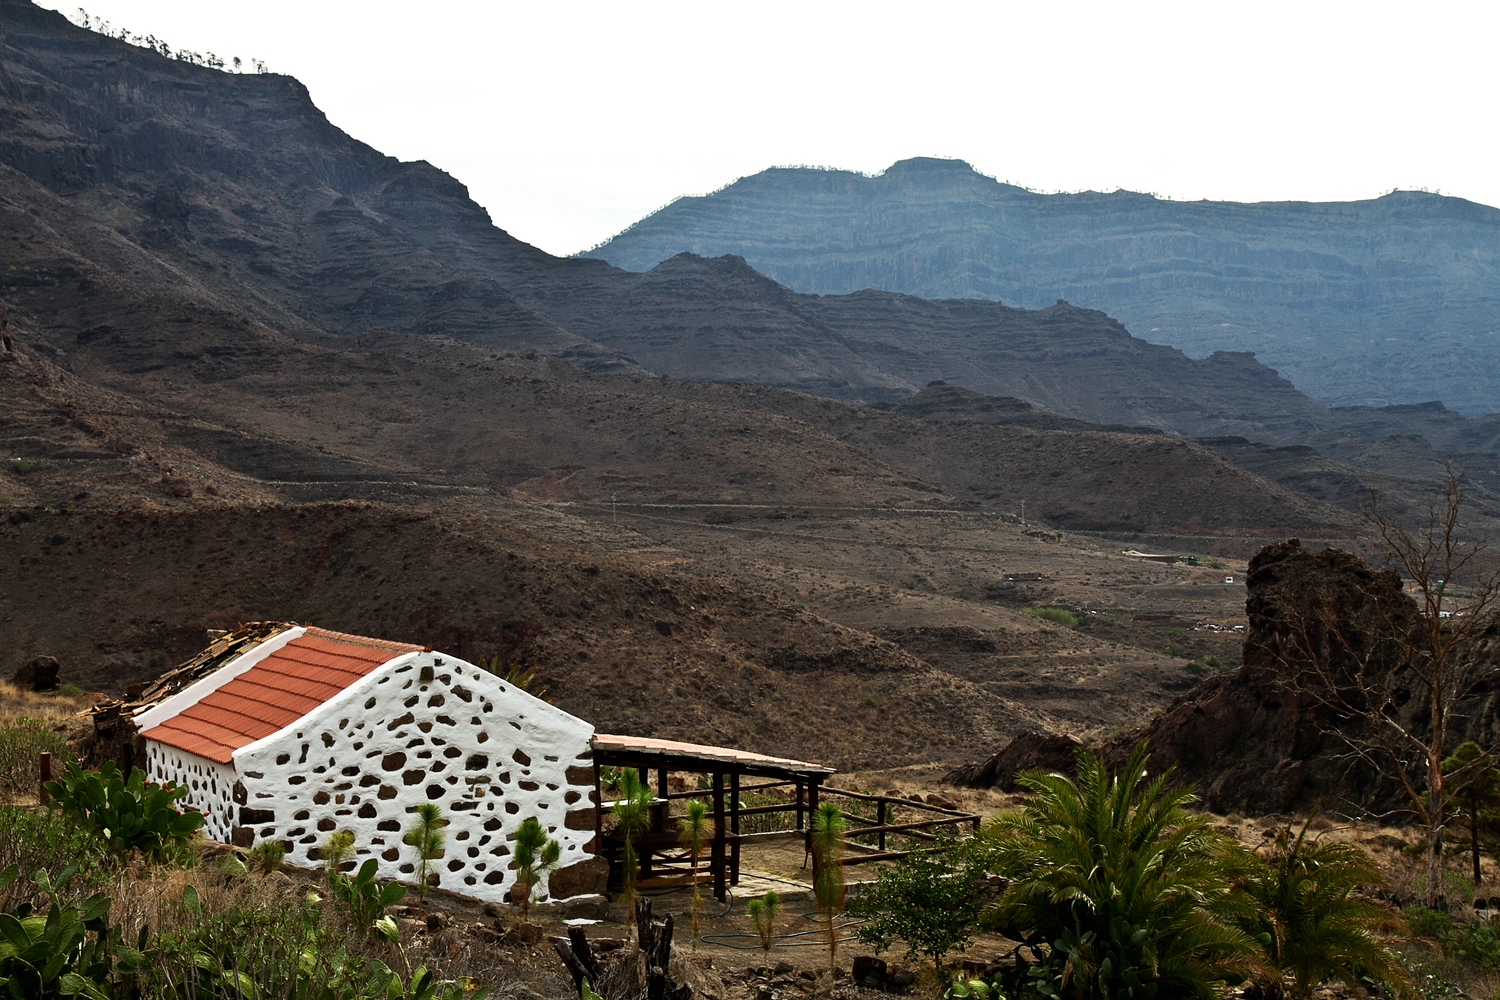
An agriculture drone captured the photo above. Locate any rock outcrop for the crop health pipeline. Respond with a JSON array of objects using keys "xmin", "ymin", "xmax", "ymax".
[{"xmin": 950, "ymin": 539, "xmax": 1500, "ymax": 816}]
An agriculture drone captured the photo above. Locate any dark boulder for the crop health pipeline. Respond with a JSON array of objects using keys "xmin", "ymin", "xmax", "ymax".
[
  {"xmin": 13, "ymin": 655, "xmax": 60, "ymax": 691},
  {"xmin": 943, "ymin": 730, "xmax": 1081, "ymax": 790}
]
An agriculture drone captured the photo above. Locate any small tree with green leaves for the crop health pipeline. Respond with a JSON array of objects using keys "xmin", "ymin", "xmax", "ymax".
[
  {"xmin": 511, "ymin": 817, "xmax": 561, "ymax": 921},
  {"xmin": 611, "ymin": 769, "xmax": 653, "ymax": 916},
  {"xmin": 678, "ymin": 799, "xmax": 714, "ymax": 945},
  {"xmin": 853, "ymin": 838, "xmax": 980, "ymax": 971},
  {"xmin": 403, "ymin": 803, "xmax": 446, "ymax": 907},
  {"xmin": 810, "ymin": 802, "xmax": 846, "ymax": 975},
  {"xmin": 746, "ymin": 890, "xmax": 782, "ymax": 965},
  {"xmin": 1443, "ymin": 742, "xmax": 1500, "ymax": 886}
]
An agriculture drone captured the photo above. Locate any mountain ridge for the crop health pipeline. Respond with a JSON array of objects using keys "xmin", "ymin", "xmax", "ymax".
[{"xmin": 587, "ymin": 156, "xmax": 1500, "ymax": 415}]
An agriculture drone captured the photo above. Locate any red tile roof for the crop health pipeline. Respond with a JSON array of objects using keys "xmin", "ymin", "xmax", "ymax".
[{"xmin": 141, "ymin": 628, "xmax": 423, "ymax": 764}]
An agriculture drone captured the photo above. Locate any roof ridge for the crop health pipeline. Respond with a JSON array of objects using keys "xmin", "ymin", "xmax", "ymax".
[{"xmin": 301, "ymin": 626, "xmax": 423, "ymax": 652}]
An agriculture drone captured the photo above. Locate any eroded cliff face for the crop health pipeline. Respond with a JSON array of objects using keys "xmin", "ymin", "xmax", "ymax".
[
  {"xmin": 589, "ymin": 156, "xmax": 1500, "ymax": 415},
  {"xmin": 952, "ymin": 538, "xmax": 1500, "ymax": 816}
]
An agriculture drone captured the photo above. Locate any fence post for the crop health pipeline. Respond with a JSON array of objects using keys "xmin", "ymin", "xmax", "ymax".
[
  {"xmin": 39, "ymin": 751, "xmax": 52, "ymax": 803},
  {"xmin": 877, "ymin": 797, "xmax": 886, "ymax": 851}
]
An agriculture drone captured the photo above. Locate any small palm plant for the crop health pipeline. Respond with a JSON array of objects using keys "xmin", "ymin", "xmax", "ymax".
[
  {"xmin": 981, "ymin": 744, "xmax": 1257, "ymax": 999},
  {"xmin": 321, "ymin": 829, "xmax": 355, "ymax": 875},
  {"xmin": 746, "ymin": 889, "xmax": 782, "ymax": 966},
  {"xmin": 612, "ymin": 768, "xmax": 654, "ymax": 916},
  {"xmin": 511, "ymin": 816, "xmax": 562, "ymax": 921},
  {"xmin": 678, "ymin": 799, "xmax": 714, "ymax": 945},
  {"xmin": 403, "ymin": 802, "xmax": 446, "ymax": 907},
  {"xmin": 1238, "ymin": 817, "xmax": 1408, "ymax": 999},
  {"xmin": 810, "ymin": 802, "xmax": 846, "ymax": 975}
]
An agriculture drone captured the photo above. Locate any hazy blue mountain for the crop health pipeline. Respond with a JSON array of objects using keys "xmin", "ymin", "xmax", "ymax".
[{"xmin": 587, "ymin": 158, "xmax": 1500, "ymax": 415}]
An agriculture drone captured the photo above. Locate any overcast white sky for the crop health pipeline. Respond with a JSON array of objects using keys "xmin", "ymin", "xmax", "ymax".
[{"xmin": 37, "ymin": 1, "xmax": 1500, "ymax": 257}]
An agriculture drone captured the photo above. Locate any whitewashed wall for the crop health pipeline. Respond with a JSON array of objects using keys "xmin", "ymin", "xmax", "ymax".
[
  {"xmin": 230, "ymin": 651, "xmax": 598, "ymax": 905},
  {"xmin": 145, "ymin": 741, "xmax": 239, "ymax": 842}
]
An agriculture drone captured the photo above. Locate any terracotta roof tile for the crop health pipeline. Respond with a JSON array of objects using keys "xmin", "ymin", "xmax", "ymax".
[{"xmin": 142, "ymin": 628, "xmax": 421, "ymax": 764}]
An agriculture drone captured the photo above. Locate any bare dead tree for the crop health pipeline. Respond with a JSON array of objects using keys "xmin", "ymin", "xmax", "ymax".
[{"xmin": 1267, "ymin": 469, "xmax": 1499, "ymax": 907}]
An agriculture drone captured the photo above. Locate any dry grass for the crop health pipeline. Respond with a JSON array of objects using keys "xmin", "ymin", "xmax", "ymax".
[{"xmin": 0, "ymin": 679, "xmax": 92, "ymax": 728}]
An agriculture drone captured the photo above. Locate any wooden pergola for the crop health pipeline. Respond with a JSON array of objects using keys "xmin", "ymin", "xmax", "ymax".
[{"xmin": 591, "ymin": 734, "xmax": 835, "ymax": 902}]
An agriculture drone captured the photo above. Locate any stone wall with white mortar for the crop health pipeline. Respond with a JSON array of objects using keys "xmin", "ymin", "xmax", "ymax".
[
  {"xmin": 144, "ymin": 741, "xmax": 239, "ymax": 842},
  {"xmin": 229, "ymin": 651, "xmax": 597, "ymax": 905}
]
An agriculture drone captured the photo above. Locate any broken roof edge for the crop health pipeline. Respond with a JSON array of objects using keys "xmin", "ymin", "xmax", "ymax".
[
  {"xmin": 134, "ymin": 626, "xmax": 309, "ymax": 733},
  {"xmin": 123, "ymin": 621, "xmax": 299, "ymax": 716},
  {"xmin": 592, "ymin": 733, "xmax": 835, "ymax": 777}
]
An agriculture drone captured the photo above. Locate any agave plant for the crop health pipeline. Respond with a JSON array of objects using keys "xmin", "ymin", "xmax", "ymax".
[
  {"xmin": 810, "ymin": 802, "xmax": 846, "ymax": 974},
  {"xmin": 611, "ymin": 768, "xmax": 654, "ymax": 915},
  {"xmin": 510, "ymin": 817, "xmax": 561, "ymax": 921},
  {"xmin": 981, "ymin": 744, "xmax": 1256, "ymax": 1000},
  {"xmin": 678, "ymin": 799, "xmax": 713, "ymax": 944},
  {"xmin": 1237, "ymin": 818, "xmax": 1407, "ymax": 999}
]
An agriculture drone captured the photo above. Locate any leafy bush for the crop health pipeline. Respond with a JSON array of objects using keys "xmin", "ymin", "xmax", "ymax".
[
  {"xmin": 146, "ymin": 873, "xmax": 405, "ymax": 1000},
  {"xmin": 246, "ymin": 839, "xmax": 285, "ymax": 874},
  {"xmin": 979, "ymin": 744, "xmax": 1255, "ymax": 998},
  {"xmin": 45, "ymin": 762, "xmax": 203, "ymax": 863},
  {"xmin": 55, "ymin": 685, "xmax": 84, "ymax": 700},
  {"xmin": 1022, "ymin": 608, "xmax": 1077, "ymax": 628},
  {"xmin": 0, "ymin": 718, "xmax": 72, "ymax": 801},
  {"xmin": 1406, "ymin": 908, "xmax": 1500, "ymax": 972},
  {"xmin": 0, "ymin": 807, "xmax": 116, "ymax": 910},
  {"xmin": 0, "ymin": 864, "xmax": 144, "ymax": 1000},
  {"xmin": 853, "ymin": 839, "xmax": 980, "ymax": 968},
  {"xmin": 329, "ymin": 857, "xmax": 406, "ymax": 934}
]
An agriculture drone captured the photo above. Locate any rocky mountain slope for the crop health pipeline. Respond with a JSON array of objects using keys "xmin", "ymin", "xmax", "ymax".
[
  {"xmin": 0, "ymin": 1, "xmax": 1355, "ymax": 442},
  {"xmin": 588, "ymin": 157, "xmax": 1500, "ymax": 416}
]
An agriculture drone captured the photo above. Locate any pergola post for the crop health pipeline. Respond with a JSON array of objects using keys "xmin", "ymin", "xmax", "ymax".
[
  {"xmin": 795, "ymin": 779, "xmax": 804, "ymax": 831},
  {"xmin": 729, "ymin": 771, "xmax": 741, "ymax": 886},
  {"xmin": 711, "ymin": 771, "xmax": 727, "ymax": 902}
]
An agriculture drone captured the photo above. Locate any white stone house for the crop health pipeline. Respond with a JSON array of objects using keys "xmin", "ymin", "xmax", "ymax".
[{"xmin": 135, "ymin": 626, "xmax": 599, "ymax": 904}]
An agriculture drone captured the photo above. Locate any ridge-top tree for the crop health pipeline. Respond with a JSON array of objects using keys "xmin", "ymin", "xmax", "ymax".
[{"xmin": 1270, "ymin": 469, "xmax": 1500, "ymax": 907}]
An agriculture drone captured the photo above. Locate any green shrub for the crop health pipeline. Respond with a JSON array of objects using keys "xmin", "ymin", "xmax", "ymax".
[
  {"xmin": 0, "ymin": 807, "xmax": 116, "ymax": 910},
  {"xmin": 0, "ymin": 864, "xmax": 144, "ymax": 1000},
  {"xmin": 852, "ymin": 839, "xmax": 980, "ymax": 969},
  {"xmin": 54, "ymin": 684, "xmax": 84, "ymax": 700},
  {"xmin": 1022, "ymin": 607, "xmax": 1078, "ymax": 628},
  {"xmin": 0, "ymin": 718, "xmax": 72, "ymax": 801},
  {"xmin": 1202, "ymin": 655, "xmax": 1221, "ymax": 669},
  {"xmin": 329, "ymin": 857, "xmax": 406, "ymax": 934},
  {"xmin": 1165, "ymin": 641, "xmax": 1186, "ymax": 657},
  {"xmin": 246, "ymin": 840, "xmax": 285, "ymax": 874},
  {"xmin": 1406, "ymin": 907, "xmax": 1500, "ymax": 972},
  {"xmin": 1186, "ymin": 662, "xmax": 1206, "ymax": 675},
  {"xmin": 44, "ymin": 761, "xmax": 203, "ymax": 862}
]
